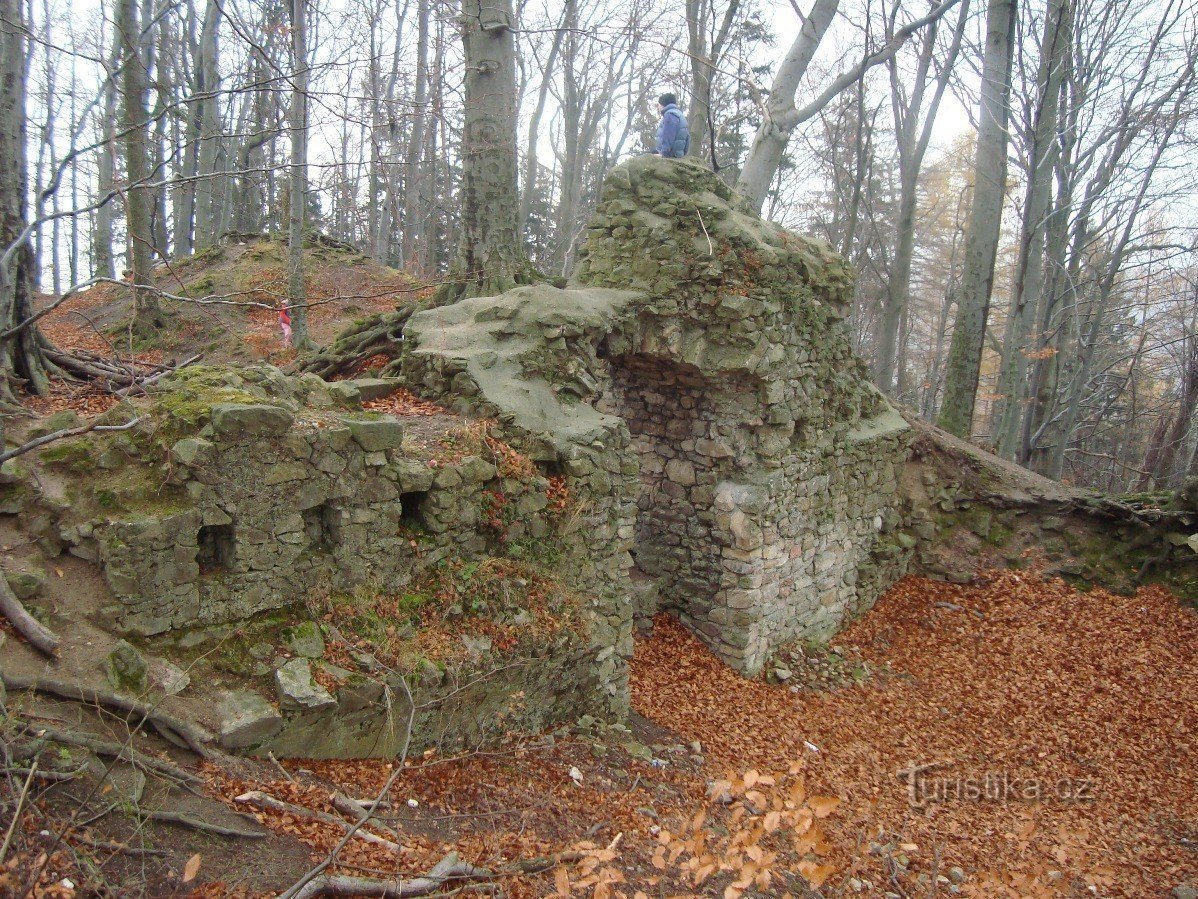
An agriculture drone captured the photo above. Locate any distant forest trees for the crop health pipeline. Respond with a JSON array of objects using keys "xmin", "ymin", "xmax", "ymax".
[{"xmin": 2, "ymin": 0, "xmax": 1198, "ymax": 492}]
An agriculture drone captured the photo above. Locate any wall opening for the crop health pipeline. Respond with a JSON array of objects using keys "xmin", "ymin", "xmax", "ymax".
[
  {"xmin": 400, "ymin": 491, "xmax": 430, "ymax": 530},
  {"xmin": 196, "ymin": 524, "xmax": 236, "ymax": 574},
  {"xmin": 601, "ymin": 354, "xmax": 724, "ymax": 618},
  {"xmin": 303, "ymin": 503, "xmax": 340, "ymax": 552}
]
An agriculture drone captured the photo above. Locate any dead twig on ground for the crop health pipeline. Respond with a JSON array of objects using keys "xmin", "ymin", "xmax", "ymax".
[
  {"xmin": 235, "ymin": 791, "xmax": 402, "ymax": 853},
  {"xmin": 331, "ymin": 791, "xmax": 402, "ymax": 842},
  {"xmin": 0, "ymin": 761, "xmax": 39, "ymax": 867}
]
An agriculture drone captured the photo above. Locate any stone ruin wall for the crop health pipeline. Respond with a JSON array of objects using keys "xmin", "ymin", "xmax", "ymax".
[
  {"xmin": 567, "ymin": 156, "xmax": 914, "ymax": 673},
  {"xmin": 5, "ymin": 156, "xmax": 919, "ymax": 757}
]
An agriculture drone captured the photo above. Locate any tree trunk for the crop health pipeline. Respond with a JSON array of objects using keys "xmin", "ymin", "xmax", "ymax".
[
  {"xmin": 936, "ymin": 0, "xmax": 1017, "ymax": 438},
  {"xmin": 287, "ymin": 0, "xmax": 312, "ymax": 347},
  {"xmin": 735, "ymin": 0, "xmax": 839, "ymax": 212},
  {"xmin": 401, "ymin": 0, "xmax": 430, "ymax": 273},
  {"xmin": 193, "ymin": 0, "xmax": 222, "ymax": 250},
  {"xmin": 517, "ymin": 11, "xmax": 562, "ymax": 238},
  {"xmin": 117, "ymin": 0, "xmax": 161, "ymax": 334},
  {"xmin": 439, "ymin": 0, "xmax": 537, "ymax": 302},
  {"xmin": 0, "ymin": 0, "xmax": 54, "ymax": 403},
  {"xmin": 995, "ymin": 0, "xmax": 1072, "ymax": 459},
  {"xmin": 94, "ymin": 35, "xmax": 118, "ymax": 279}
]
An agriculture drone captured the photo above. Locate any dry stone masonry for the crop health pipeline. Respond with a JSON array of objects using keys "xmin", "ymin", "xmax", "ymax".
[
  {"xmin": 398, "ymin": 156, "xmax": 913, "ymax": 674},
  {"xmin": 2, "ymin": 157, "xmax": 915, "ymax": 758}
]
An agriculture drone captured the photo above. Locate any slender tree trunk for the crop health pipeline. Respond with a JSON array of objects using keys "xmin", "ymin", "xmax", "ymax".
[
  {"xmin": 518, "ymin": 11, "xmax": 562, "ymax": 238},
  {"xmin": 401, "ymin": 0, "xmax": 430, "ymax": 273},
  {"xmin": 95, "ymin": 36, "xmax": 118, "ymax": 279},
  {"xmin": 995, "ymin": 0, "xmax": 1073, "ymax": 458},
  {"xmin": 117, "ymin": 0, "xmax": 161, "ymax": 334},
  {"xmin": 287, "ymin": 0, "xmax": 312, "ymax": 346},
  {"xmin": 936, "ymin": 0, "xmax": 1017, "ymax": 437},
  {"xmin": 0, "ymin": 0, "xmax": 53, "ymax": 403},
  {"xmin": 440, "ymin": 0, "xmax": 536, "ymax": 302},
  {"xmin": 193, "ymin": 0, "xmax": 221, "ymax": 249}
]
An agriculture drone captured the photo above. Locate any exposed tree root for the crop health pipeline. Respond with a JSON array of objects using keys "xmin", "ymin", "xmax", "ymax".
[
  {"xmin": 0, "ymin": 571, "xmax": 59, "ymax": 657},
  {"xmin": 139, "ymin": 809, "xmax": 266, "ymax": 840},
  {"xmin": 19, "ymin": 722, "xmax": 204, "ymax": 787},
  {"xmin": 0, "ymin": 673, "xmax": 217, "ymax": 760},
  {"xmin": 0, "ymin": 415, "xmax": 142, "ymax": 466},
  {"xmin": 285, "ymin": 849, "xmax": 586, "ymax": 899},
  {"xmin": 234, "ymin": 790, "xmax": 402, "ymax": 853},
  {"xmin": 301, "ymin": 307, "xmax": 416, "ymax": 382}
]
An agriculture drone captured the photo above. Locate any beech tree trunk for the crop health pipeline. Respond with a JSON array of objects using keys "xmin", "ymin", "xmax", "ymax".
[
  {"xmin": 936, "ymin": 0, "xmax": 1018, "ymax": 438},
  {"xmin": 735, "ymin": 0, "xmax": 839, "ymax": 212},
  {"xmin": 0, "ymin": 0, "xmax": 54, "ymax": 404},
  {"xmin": 287, "ymin": 0, "xmax": 312, "ymax": 346},
  {"xmin": 193, "ymin": 0, "xmax": 222, "ymax": 250},
  {"xmin": 440, "ymin": 0, "xmax": 537, "ymax": 302},
  {"xmin": 117, "ymin": 0, "xmax": 162, "ymax": 334},
  {"xmin": 995, "ymin": 0, "xmax": 1073, "ymax": 458}
]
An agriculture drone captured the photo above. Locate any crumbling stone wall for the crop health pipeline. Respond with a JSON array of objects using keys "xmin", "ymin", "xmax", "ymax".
[{"xmin": 396, "ymin": 156, "xmax": 915, "ymax": 674}]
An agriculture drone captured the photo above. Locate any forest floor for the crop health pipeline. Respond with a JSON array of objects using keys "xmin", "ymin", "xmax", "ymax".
[
  {"xmin": 28, "ymin": 237, "xmax": 420, "ymax": 416},
  {"xmin": 8, "ymin": 570, "xmax": 1195, "ymax": 899}
]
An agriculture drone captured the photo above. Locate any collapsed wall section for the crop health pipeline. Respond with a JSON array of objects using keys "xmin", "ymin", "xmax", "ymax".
[
  {"xmin": 571, "ymin": 157, "xmax": 913, "ymax": 672},
  {"xmin": 397, "ymin": 156, "xmax": 915, "ymax": 675}
]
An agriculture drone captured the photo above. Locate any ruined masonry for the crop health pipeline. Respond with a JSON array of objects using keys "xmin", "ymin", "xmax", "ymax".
[
  {"xmin": 5, "ymin": 157, "xmax": 912, "ymax": 756},
  {"xmin": 399, "ymin": 155, "xmax": 913, "ymax": 672}
]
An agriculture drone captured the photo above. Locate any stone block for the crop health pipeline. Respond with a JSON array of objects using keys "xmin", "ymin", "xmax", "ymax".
[
  {"xmin": 275, "ymin": 658, "xmax": 336, "ymax": 711},
  {"xmin": 282, "ymin": 620, "xmax": 325, "ymax": 658},
  {"xmin": 103, "ymin": 640, "xmax": 149, "ymax": 694},
  {"xmin": 218, "ymin": 690, "xmax": 284, "ymax": 749},
  {"xmin": 344, "ymin": 417, "xmax": 406, "ymax": 452},
  {"xmin": 348, "ymin": 378, "xmax": 403, "ymax": 401},
  {"xmin": 211, "ymin": 403, "xmax": 295, "ymax": 439}
]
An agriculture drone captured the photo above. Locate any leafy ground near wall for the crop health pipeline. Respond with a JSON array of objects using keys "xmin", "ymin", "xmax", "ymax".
[
  {"xmin": 31, "ymin": 237, "xmax": 423, "ymax": 386},
  {"xmin": 5, "ymin": 569, "xmax": 1195, "ymax": 898}
]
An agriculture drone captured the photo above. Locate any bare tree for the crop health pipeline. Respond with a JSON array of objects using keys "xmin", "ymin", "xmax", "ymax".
[
  {"xmin": 0, "ymin": 0, "xmax": 55, "ymax": 404},
  {"xmin": 441, "ymin": 0, "xmax": 537, "ymax": 301},
  {"xmin": 937, "ymin": 0, "xmax": 1017, "ymax": 437},
  {"xmin": 287, "ymin": 0, "xmax": 313, "ymax": 346},
  {"xmin": 117, "ymin": 0, "xmax": 162, "ymax": 334}
]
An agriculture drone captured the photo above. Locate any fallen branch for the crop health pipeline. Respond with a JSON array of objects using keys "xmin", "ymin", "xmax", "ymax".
[
  {"xmin": 331, "ymin": 792, "xmax": 402, "ymax": 842},
  {"xmin": 115, "ymin": 353, "xmax": 203, "ymax": 396},
  {"xmin": 235, "ymin": 791, "xmax": 402, "ymax": 853},
  {"xmin": 0, "ymin": 416, "xmax": 142, "ymax": 466},
  {"xmin": 1, "ymin": 673, "xmax": 216, "ymax": 760},
  {"xmin": 0, "ymin": 570, "xmax": 59, "ymax": 657},
  {"xmin": 140, "ymin": 809, "xmax": 266, "ymax": 840},
  {"xmin": 291, "ymin": 851, "xmax": 487, "ymax": 899}
]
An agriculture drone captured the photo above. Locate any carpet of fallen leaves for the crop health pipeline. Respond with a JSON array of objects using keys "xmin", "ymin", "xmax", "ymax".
[
  {"xmin": 176, "ymin": 570, "xmax": 1198, "ymax": 898},
  {"xmin": 633, "ymin": 570, "xmax": 1198, "ymax": 897}
]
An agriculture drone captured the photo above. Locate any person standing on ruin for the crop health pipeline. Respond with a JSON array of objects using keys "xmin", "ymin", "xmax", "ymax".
[{"xmin": 655, "ymin": 93, "xmax": 691, "ymax": 158}]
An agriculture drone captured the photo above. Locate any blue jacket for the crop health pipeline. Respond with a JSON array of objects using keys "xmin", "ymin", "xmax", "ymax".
[{"xmin": 656, "ymin": 103, "xmax": 691, "ymax": 158}]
